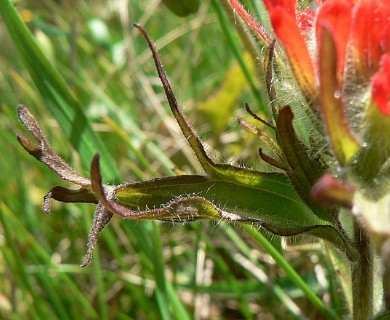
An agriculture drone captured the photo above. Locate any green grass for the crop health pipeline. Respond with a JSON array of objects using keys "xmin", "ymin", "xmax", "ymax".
[{"xmin": 0, "ymin": 1, "xmax": 343, "ymax": 319}]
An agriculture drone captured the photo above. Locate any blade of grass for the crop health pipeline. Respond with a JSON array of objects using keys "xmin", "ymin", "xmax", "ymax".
[
  {"xmin": 150, "ymin": 222, "xmax": 170, "ymax": 320},
  {"xmin": 166, "ymin": 281, "xmax": 192, "ymax": 320},
  {"xmin": 242, "ymin": 224, "xmax": 339, "ymax": 320},
  {"xmin": 198, "ymin": 226, "xmax": 254, "ymax": 319},
  {"xmin": 223, "ymin": 224, "xmax": 307, "ymax": 319},
  {"xmin": 34, "ymin": 272, "xmax": 71, "ymax": 320},
  {"xmin": 120, "ymin": 221, "xmax": 190, "ymax": 318},
  {"xmin": 210, "ymin": 0, "xmax": 269, "ymax": 117},
  {"xmin": 1, "ymin": 202, "xmax": 98, "ymax": 318},
  {"xmin": 0, "ymin": 202, "xmax": 49, "ymax": 318}
]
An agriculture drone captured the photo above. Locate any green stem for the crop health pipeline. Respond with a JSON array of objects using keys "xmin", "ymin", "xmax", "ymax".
[{"xmin": 352, "ymin": 222, "xmax": 373, "ymax": 320}]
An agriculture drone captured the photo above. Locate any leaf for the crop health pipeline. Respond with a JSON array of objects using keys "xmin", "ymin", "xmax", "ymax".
[
  {"xmin": 276, "ymin": 106, "xmax": 330, "ymax": 221},
  {"xmin": 106, "ymin": 25, "xmax": 355, "ymax": 260},
  {"xmin": 98, "ymin": 156, "xmax": 352, "ymax": 257},
  {"xmin": 17, "ymin": 105, "xmax": 91, "ymax": 186},
  {"xmin": 93, "ymin": 155, "xmax": 359, "ymax": 261},
  {"xmin": 15, "ymin": 23, "xmax": 357, "ymax": 267}
]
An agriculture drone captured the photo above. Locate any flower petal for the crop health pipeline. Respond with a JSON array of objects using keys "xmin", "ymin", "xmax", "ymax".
[
  {"xmin": 297, "ymin": 9, "xmax": 316, "ymax": 31},
  {"xmin": 263, "ymin": 0, "xmax": 296, "ymax": 16},
  {"xmin": 316, "ymin": 0, "xmax": 353, "ymax": 84},
  {"xmin": 351, "ymin": 0, "xmax": 390, "ymax": 76},
  {"xmin": 269, "ymin": 7, "xmax": 315, "ymax": 97},
  {"xmin": 312, "ymin": 174, "xmax": 356, "ymax": 209},
  {"xmin": 371, "ymin": 54, "xmax": 390, "ymax": 116}
]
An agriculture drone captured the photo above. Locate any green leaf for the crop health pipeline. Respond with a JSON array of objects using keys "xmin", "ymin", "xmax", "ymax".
[
  {"xmin": 113, "ymin": 170, "xmax": 325, "ymax": 232},
  {"xmin": 102, "ymin": 163, "xmax": 356, "ymax": 262},
  {"xmin": 276, "ymin": 106, "xmax": 330, "ymax": 221}
]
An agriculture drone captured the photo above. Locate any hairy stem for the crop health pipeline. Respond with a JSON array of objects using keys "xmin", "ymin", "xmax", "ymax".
[
  {"xmin": 352, "ymin": 222, "xmax": 373, "ymax": 319},
  {"xmin": 382, "ymin": 240, "xmax": 390, "ymax": 309}
]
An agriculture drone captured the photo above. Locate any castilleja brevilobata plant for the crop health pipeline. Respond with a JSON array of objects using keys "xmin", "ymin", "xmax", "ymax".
[{"xmin": 15, "ymin": 0, "xmax": 390, "ymax": 318}]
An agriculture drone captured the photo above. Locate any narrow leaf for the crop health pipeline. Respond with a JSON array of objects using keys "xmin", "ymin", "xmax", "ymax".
[
  {"xmin": 264, "ymin": 40, "xmax": 278, "ymax": 121},
  {"xmin": 276, "ymin": 107, "xmax": 329, "ymax": 221},
  {"xmin": 109, "ymin": 160, "xmax": 332, "ymax": 235}
]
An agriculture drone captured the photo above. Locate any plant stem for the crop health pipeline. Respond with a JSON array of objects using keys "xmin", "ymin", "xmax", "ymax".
[
  {"xmin": 381, "ymin": 240, "xmax": 390, "ymax": 309},
  {"xmin": 352, "ymin": 222, "xmax": 373, "ymax": 319}
]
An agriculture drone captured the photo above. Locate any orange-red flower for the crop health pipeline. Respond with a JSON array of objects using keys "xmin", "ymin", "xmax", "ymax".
[
  {"xmin": 230, "ymin": 0, "xmax": 390, "ymax": 115},
  {"xmin": 262, "ymin": 0, "xmax": 317, "ymax": 97},
  {"xmin": 351, "ymin": 0, "xmax": 390, "ymax": 77},
  {"xmin": 229, "ymin": 0, "xmax": 390, "ymax": 165},
  {"xmin": 372, "ymin": 54, "xmax": 390, "ymax": 116}
]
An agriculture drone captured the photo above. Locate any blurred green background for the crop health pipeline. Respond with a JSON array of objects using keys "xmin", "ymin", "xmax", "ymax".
[{"xmin": 0, "ymin": 0, "xmax": 336, "ymax": 319}]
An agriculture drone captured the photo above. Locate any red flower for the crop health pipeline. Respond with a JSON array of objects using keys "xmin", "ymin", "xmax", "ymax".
[
  {"xmin": 262, "ymin": 0, "xmax": 316, "ymax": 98},
  {"xmin": 372, "ymin": 54, "xmax": 390, "ymax": 116},
  {"xmin": 230, "ymin": 0, "xmax": 390, "ymax": 108},
  {"xmin": 351, "ymin": 0, "xmax": 390, "ymax": 77},
  {"xmin": 316, "ymin": 0, "xmax": 352, "ymax": 85},
  {"xmin": 228, "ymin": 0, "xmax": 390, "ymax": 164}
]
